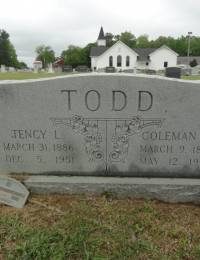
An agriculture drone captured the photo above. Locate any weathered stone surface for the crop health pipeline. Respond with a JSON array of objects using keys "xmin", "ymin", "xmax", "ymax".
[
  {"xmin": 1, "ymin": 73, "xmax": 200, "ymax": 177},
  {"xmin": 0, "ymin": 176, "xmax": 29, "ymax": 208},
  {"xmin": 24, "ymin": 176, "xmax": 200, "ymax": 203}
]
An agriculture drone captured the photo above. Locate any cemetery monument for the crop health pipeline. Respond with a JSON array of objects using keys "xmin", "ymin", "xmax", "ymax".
[{"xmin": 1, "ymin": 73, "xmax": 200, "ymax": 203}]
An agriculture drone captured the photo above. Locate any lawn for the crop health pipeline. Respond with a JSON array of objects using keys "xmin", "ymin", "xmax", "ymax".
[
  {"xmin": 0, "ymin": 72, "xmax": 75, "ymax": 80},
  {"xmin": 182, "ymin": 75, "xmax": 200, "ymax": 80},
  {"xmin": 1, "ymin": 72, "xmax": 200, "ymax": 81},
  {"xmin": 1, "ymin": 195, "xmax": 200, "ymax": 259}
]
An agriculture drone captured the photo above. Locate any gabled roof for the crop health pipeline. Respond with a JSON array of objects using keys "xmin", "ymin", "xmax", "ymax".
[
  {"xmin": 90, "ymin": 40, "xmax": 138, "ymax": 57},
  {"xmin": 149, "ymin": 45, "xmax": 178, "ymax": 56},
  {"xmin": 110, "ymin": 40, "xmax": 139, "ymax": 56},
  {"xmin": 98, "ymin": 27, "xmax": 105, "ymax": 40},
  {"xmin": 90, "ymin": 46, "xmax": 109, "ymax": 56},
  {"xmin": 90, "ymin": 43, "xmax": 154, "ymax": 59},
  {"xmin": 90, "ymin": 42, "xmax": 178, "ymax": 59},
  {"xmin": 133, "ymin": 48, "xmax": 156, "ymax": 60}
]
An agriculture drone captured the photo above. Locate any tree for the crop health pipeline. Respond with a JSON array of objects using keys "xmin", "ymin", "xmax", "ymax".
[
  {"xmin": 118, "ymin": 31, "xmax": 136, "ymax": 48},
  {"xmin": 190, "ymin": 59, "xmax": 198, "ymax": 67},
  {"xmin": 114, "ymin": 34, "xmax": 120, "ymax": 41},
  {"xmin": 35, "ymin": 45, "xmax": 55, "ymax": 68},
  {"xmin": 82, "ymin": 43, "xmax": 96, "ymax": 67},
  {"xmin": 105, "ymin": 33, "xmax": 114, "ymax": 47},
  {"xmin": 189, "ymin": 36, "xmax": 200, "ymax": 56},
  {"xmin": 174, "ymin": 36, "xmax": 188, "ymax": 56},
  {"xmin": 0, "ymin": 29, "xmax": 19, "ymax": 67},
  {"xmin": 151, "ymin": 36, "xmax": 168, "ymax": 48},
  {"xmin": 18, "ymin": 61, "xmax": 28, "ymax": 69},
  {"xmin": 136, "ymin": 34, "xmax": 149, "ymax": 48},
  {"xmin": 61, "ymin": 45, "xmax": 88, "ymax": 68},
  {"xmin": 0, "ymin": 30, "xmax": 11, "ymax": 66},
  {"xmin": 165, "ymin": 37, "xmax": 177, "ymax": 51},
  {"xmin": 9, "ymin": 43, "xmax": 19, "ymax": 68}
]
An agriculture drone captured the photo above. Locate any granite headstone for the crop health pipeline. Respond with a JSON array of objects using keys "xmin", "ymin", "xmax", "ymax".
[
  {"xmin": 76, "ymin": 65, "xmax": 89, "ymax": 72},
  {"xmin": 62, "ymin": 65, "xmax": 73, "ymax": 73},
  {"xmin": 165, "ymin": 67, "xmax": 181, "ymax": 79},
  {"xmin": 0, "ymin": 74, "xmax": 200, "ymax": 178},
  {"xmin": 105, "ymin": 67, "xmax": 116, "ymax": 73}
]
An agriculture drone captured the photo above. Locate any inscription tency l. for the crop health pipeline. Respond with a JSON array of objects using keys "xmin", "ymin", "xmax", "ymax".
[{"xmin": 50, "ymin": 115, "xmax": 164, "ymax": 165}]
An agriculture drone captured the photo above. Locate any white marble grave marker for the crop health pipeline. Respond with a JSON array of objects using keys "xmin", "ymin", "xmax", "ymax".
[{"xmin": 0, "ymin": 176, "xmax": 29, "ymax": 208}]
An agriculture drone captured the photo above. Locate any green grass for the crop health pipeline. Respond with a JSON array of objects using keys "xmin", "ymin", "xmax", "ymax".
[
  {"xmin": 182, "ymin": 75, "xmax": 200, "ymax": 80},
  {"xmin": 0, "ymin": 71, "xmax": 76, "ymax": 80},
  {"xmin": 1, "ymin": 72, "xmax": 200, "ymax": 81},
  {"xmin": 1, "ymin": 195, "xmax": 200, "ymax": 259}
]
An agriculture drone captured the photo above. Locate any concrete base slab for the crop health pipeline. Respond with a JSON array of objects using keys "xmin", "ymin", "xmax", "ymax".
[{"xmin": 24, "ymin": 176, "xmax": 200, "ymax": 203}]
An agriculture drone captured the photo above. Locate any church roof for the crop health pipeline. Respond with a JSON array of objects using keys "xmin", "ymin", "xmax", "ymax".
[
  {"xmin": 133, "ymin": 48, "xmax": 157, "ymax": 60},
  {"xmin": 90, "ymin": 44, "xmax": 156, "ymax": 59},
  {"xmin": 98, "ymin": 27, "xmax": 105, "ymax": 40},
  {"xmin": 90, "ymin": 42, "xmax": 175, "ymax": 61},
  {"xmin": 90, "ymin": 46, "xmax": 109, "ymax": 56}
]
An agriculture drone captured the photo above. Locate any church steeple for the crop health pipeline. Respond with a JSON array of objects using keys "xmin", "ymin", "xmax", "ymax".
[
  {"xmin": 98, "ymin": 26, "xmax": 105, "ymax": 40},
  {"xmin": 97, "ymin": 26, "xmax": 106, "ymax": 46}
]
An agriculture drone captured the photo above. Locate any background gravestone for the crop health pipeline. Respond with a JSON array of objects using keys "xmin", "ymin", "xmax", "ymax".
[
  {"xmin": 165, "ymin": 67, "xmax": 181, "ymax": 78},
  {"xmin": 105, "ymin": 67, "xmax": 116, "ymax": 73},
  {"xmin": 62, "ymin": 65, "xmax": 73, "ymax": 72},
  {"xmin": 0, "ymin": 65, "xmax": 6, "ymax": 73},
  {"xmin": 47, "ymin": 63, "xmax": 53, "ymax": 73},
  {"xmin": 76, "ymin": 65, "xmax": 89, "ymax": 72}
]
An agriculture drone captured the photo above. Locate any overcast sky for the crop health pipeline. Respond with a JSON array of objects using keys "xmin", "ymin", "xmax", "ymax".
[{"xmin": 0, "ymin": 0, "xmax": 199, "ymax": 67}]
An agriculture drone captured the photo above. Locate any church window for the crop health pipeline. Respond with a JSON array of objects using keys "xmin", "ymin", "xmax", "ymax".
[
  {"xmin": 126, "ymin": 56, "xmax": 130, "ymax": 67},
  {"xmin": 109, "ymin": 56, "xmax": 113, "ymax": 67},
  {"xmin": 164, "ymin": 61, "xmax": 168, "ymax": 68},
  {"xmin": 117, "ymin": 55, "xmax": 122, "ymax": 67}
]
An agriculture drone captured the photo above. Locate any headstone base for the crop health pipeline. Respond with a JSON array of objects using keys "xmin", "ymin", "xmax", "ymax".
[{"xmin": 24, "ymin": 176, "xmax": 200, "ymax": 204}]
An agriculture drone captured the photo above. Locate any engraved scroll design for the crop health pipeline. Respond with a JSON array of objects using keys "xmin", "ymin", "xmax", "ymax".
[
  {"xmin": 51, "ymin": 115, "xmax": 104, "ymax": 161},
  {"xmin": 110, "ymin": 116, "xmax": 164, "ymax": 162},
  {"xmin": 50, "ymin": 115, "xmax": 164, "ymax": 163}
]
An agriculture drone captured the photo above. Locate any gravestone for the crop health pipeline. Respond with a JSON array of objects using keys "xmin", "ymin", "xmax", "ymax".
[
  {"xmin": 105, "ymin": 67, "xmax": 116, "ymax": 73},
  {"xmin": 8, "ymin": 67, "xmax": 15, "ymax": 72},
  {"xmin": 191, "ymin": 68, "xmax": 200, "ymax": 76},
  {"xmin": 145, "ymin": 69, "xmax": 156, "ymax": 75},
  {"xmin": 0, "ymin": 65, "xmax": 6, "ymax": 73},
  {"xmin": 47, "ymin": 63, "xmax": 53, "ymax": 73},
  {"xmin": 181, "ymin": 68, "xmax": 191, "ymax": 76},
  {"xmin": 1, "ymin": 74, "xmax": 200, "ymax": 202},
  {"xmin": 63, "ymin": 65, "xmax": 73, "ymax": 73},
  {"xmin": 76, "ymin": 65, "xmax": 89, "ymax": 72},
  {"xmin": 0, "ymin": 176, "xmax": 29, "ymax": 208},
  {"xmin": 165, "ymin": 67, "xmax": 181, "ymax": 78},
  {"xmin": 33, "ymin": 61, "xmax": 42, "ymax": 73}
]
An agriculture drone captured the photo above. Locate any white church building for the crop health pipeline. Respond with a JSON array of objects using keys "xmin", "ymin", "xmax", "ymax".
[{"xmin": 90, "ymin": 27, "xmax": 178, "ymax": 72}]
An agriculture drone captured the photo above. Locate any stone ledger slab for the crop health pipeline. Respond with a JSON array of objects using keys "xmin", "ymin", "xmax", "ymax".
[
  {"xmin": 24, "ymin": 176, "xmax": 200, "ymax": 203},
  {"xmin": 1, "ymin": 74, "xmax": 200, "ymax": 177}
]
